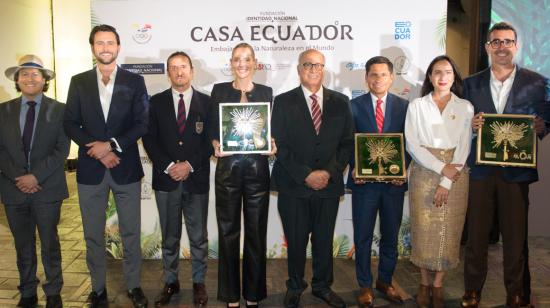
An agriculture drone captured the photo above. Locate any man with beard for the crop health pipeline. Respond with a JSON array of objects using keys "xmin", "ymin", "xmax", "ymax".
[
  {"xmin": 461, "ymin": 22, "xmax": 549, "ymax": 308},
  {"xmin": 64, "ymin": 24, "xmax": 149, "ymax": 308}
]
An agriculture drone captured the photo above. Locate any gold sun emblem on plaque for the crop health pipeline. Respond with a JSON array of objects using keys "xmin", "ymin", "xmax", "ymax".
[
  {"xmin": 230, "ymin": 107, "xmax": 266, "ymax": 149},
  {"xmin": 366, "ymin": 138, "xmax": 398, "ymax": 176},
  {"xmin": 490, "ymin": 121, "xmax": 528, "ymax": 161}
]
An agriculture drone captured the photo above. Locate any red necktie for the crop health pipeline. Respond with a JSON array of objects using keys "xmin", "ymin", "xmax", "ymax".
[
  {"xmin": 375, "ymin": 99, "xmax": 384, "ymax": 133},
  {"xmin": 310, "ymin": 94, "xmax": 321, "ymax": 135},
  {"xmin": 177, "ymin": 94, "xmax": 186, "ymax": 135}
]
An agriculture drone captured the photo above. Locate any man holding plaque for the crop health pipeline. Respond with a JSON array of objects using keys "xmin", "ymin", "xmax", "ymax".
[
  {"xmin": 272, "ymin": 49, "xmax": 354, "ymax": 308},
  {"xmin": 462, "ymin": 22, "xmax": 550, "ymax": 308},
  {"xmin": 346, "ymin": 56, "xmax": 409, "ymax": 307},
  {"xmin": 142, "ymin": 51, "xmax": 211, "ymax": 306}
]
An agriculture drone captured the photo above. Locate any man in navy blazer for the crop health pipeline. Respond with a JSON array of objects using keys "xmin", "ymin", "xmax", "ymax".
[
  {"xmin": 142, "ymin": 51, "xmax": 211, "ymax": 307},
  {"xmin": 346, "ymin": 56, "xmax": 409, "ymax": 307},
  {"xmin": 64, "ymin": 25, "xmax": 149, "ymax": 308},
  {"xmin": 462, "ymin": 22, "xmax": 550, "ymax": 308}
]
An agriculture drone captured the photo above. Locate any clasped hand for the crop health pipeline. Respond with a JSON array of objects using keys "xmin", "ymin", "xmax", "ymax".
[{"xmin": 305, "ymin": 170, "xmax": 330, "ymax": 190}]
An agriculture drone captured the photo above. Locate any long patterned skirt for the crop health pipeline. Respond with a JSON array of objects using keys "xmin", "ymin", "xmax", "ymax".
[{"xmin": 409, "ymin": 147, "xmax": 469, "ymax": 271}]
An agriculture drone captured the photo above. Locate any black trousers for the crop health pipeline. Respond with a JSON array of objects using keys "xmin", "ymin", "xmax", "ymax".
[
  {"xmin": 464, "ymin": 171, "xmax": 528, "ymax": 298},
  {"xmin": 215, "ymin": 155, "xmax": 269, "ymax": 302},
  {"xmin": 4, "ymin": 200, "xmax": 63, "ymax": 297},
  {"xmin": 278, "ymin": 193, "xmax": 339, "ymax": 294}
]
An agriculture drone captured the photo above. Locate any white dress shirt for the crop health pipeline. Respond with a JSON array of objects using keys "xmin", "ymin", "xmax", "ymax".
[
  {"xmin": 405, "ymin": 92, "xmax": 474, "ymax": 189},
  {"xmin": 301, "ymin": 85, "xmax": 324, "ymax": 116},
  {"xmin": 96, "ymin": 66, "xmax": 122, "ymax": 151},
  {"xmin": 171, "ymin": 87, "xmax": 193, "ymax": 119},
  {"xmin": 490, "ymin": 66, "xmax": 516, "ymax": 114},
  {"xmin": 370, "ymin": 93, "xmax": 387, "ymax": 116}
]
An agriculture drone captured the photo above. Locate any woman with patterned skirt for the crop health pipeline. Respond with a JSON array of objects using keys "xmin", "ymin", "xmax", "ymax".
[{"xmin": 405, "ymin": 55, "xmax": 474, "ymax": 307}]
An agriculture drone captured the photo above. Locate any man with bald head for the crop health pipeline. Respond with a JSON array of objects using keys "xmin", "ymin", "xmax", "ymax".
[{"xmin": 271, "ymin": 49, "xmax": 354, "ymax": 308}]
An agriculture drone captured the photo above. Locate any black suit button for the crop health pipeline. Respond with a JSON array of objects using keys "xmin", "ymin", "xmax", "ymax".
[
  {"xmin": 315, "ymin": 159, "xmax": 320, "ymax": 163},
  {"xmin": 316, "ymin": 142, "xmax": 320, "ymax": 146}
]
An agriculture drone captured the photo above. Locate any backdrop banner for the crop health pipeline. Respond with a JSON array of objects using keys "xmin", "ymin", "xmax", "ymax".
[{"xmin": 92, "ymin": 0, "xmax": 447, "ymax": 259}]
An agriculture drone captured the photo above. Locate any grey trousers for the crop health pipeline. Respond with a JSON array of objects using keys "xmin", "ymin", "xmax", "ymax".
[
  {"xmin": 78, "ymin": 170, "xmax": 142, "ymax": 292},
  {"xmin": 4, "ymin": 200, "xmax": 63, "ymax": 297},
  {"xmin": 155, "ymin": 182, "xmax": 208, "ymax": 283}
]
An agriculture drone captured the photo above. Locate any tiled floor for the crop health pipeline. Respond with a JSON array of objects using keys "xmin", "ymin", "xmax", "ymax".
[{"xmin": 1, "ymin": 172, "xmax": 549, "ymax": 307}]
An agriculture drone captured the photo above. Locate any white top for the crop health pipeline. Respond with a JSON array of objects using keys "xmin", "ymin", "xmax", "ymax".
[
  {"xmin": 301, "ymin": 85, "xmax": 324, "ymax": 115},
  {"xmin": 405, "ymin": 92, "xmax": 474, "ymax": 189},
  {"xmin": 96, "ymin": 65, "xmax": 117, "ymax": 122},
  {"xmin": 490, "ymin": 65, "xmax": 516, "ymax": 113},
  {"xmin": 171, "ymin": 87, "xmax": 193, "ymax": 119},
  {"xmin": 370, "ymin": 93, "xmax": 387, "ymax": 115},
  {"xmin": 95, "ymin": 66, "xmax": 121, "ymax": 151}
]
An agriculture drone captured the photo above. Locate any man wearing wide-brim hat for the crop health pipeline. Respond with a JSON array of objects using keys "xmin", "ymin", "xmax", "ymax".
[{"xmin": 0, "ymin": 54, "xmax": 70, "ymax": 308}]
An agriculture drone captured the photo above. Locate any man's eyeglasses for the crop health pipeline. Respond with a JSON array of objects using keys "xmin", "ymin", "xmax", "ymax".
[
  {"xmin": 487, "ymin": 39, "xmax": 516, "ymax": 49},
  {"xmin": 302, "ymin": 62, "xmax": 325, "ymax": 70}
]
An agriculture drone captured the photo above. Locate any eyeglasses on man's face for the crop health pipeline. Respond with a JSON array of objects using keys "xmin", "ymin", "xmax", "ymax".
[
  {"xmin": 302, "ymin": 62, "xmax": 325, "ymax": 70},
  {"xmin": 487, "ymin": 39, "xmax": 516, "ymax": 49}
]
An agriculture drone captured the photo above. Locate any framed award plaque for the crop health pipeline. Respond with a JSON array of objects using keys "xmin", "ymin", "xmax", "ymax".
[
  {"xmin": 219, "ymin": 102, "xmax": 271, "ymax": 154},
  {"xmin": 354, "ymin": 133, "xmax": 407, "ymax": 181},
  {"xmin": 476, "ymin": 114, "xmax": 536, "ymax": 168}
]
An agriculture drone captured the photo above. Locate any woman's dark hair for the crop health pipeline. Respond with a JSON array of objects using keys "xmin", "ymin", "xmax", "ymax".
[{"xmin": 420, "ymin": 55, "xmax": 463, "ymax": 98}]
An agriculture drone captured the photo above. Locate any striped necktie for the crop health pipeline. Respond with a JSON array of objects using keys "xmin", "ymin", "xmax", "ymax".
[
  {"xmin": 375, "ymin": 98, "xmax": 384, "ymax": 133},
  {"xmin": 310, "ymin": 94, "xmax": 321, "ymax": 135}
]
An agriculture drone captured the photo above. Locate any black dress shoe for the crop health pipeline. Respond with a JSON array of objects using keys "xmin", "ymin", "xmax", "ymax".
[
  {"xmin": 17, "ymin": 295, "xmax": 38, "ymax": 308},
  {"xmin": 312, "ymin": 289, "xmax": 347, "ymax": 308},
  {"xmin": 283, "ymin": 290, "xmax": 302, "ymax": 308},
  {"xmin": 154, "ymin": 282, "xmax": 179, "ymax": 306},
  {"xmin": 85, "ymin": 289, "xmax": 108, "ymax": 308},
  {"xmin": 127, "ymin": 287, "xmax": 148, "ymax": 308},
  {"xmin": 46, "ymin": 294, "xmax": 63, "ymax": 308}
]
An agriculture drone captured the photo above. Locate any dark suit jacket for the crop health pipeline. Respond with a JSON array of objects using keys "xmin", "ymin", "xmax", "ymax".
[
  {"xmin": 346, "ymin": 92, "xmax": 409, "ymax": 194},
  {"xmin": 207, "ymin": 81, "xmax": 273, "ymax": 142},
  {"xmin": 142, "ymin": 87, "xmax": 212, "ymax": 193},
  {"xmin": 64, "ymin": 67, "xmax": 149, "ymax": 185},
  {"xmin": 0, "ymin": 96, "xmax": 69, "ymax": 204},
  {"xmin": 464, "ymin": 66, "xmax": 550, "ymax": 183},
  {"xmin": 271, "ymin": 86, "xmax": 354, "ymax": 198}
]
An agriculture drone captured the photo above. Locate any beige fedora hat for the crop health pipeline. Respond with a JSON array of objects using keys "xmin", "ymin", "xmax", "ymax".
[{"xmin": 4, "ymin": 54, "xmax": 55, "ymax": 81}]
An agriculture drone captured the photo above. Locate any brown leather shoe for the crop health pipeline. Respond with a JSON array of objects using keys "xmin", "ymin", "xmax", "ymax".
[
  {"xmin": 154, "ymin": 282, "xmax": 179, "ymax": 306},
  {"xmin": 461, "ymin": 290, "xmax": 481, "ymax": 308},
  {"xmin": 416, "ymin": 284, "xmax": 431, "ymax": 308},
  {"xmin": 506, "ymin": 294, "xmax": 522, "ymax": 308},
  {"xmin": 357, "ymin": 287, "xmax": 374, "ymax": 308},
  {"xmin": 375, "ymin": 280, "xmax": 403, "ymax": 303},
  {"xmin": 193, "ymin": 282, "xmax": 208, "ymax": 306},
  {"xmin": 432, "ymin": 286, "xmax": 445, "ymax": 308}
]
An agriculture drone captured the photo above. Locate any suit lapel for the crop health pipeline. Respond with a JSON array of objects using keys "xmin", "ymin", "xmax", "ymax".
[
  {"xmin": 502, "ymin": 67, "xmax": 522, "ymax": 114},
  {"xmin": 32, "ymin": 96, "xmax": 50, "ymax": 149},
  {"xmin": 106, "ymin": 68, "xmax": 124, "ymax": 125},
  {"xmin": 86, "ymin": 69, "xmax": 106, "ymax": 123},
  {"xmin": 186, "ymin": 87, "xmax": 202, "ymax": 134},
  {"xmin": 8, "ymin": 98, "xmax": 27, "ymax": 165},
  {"xmin": 295, "ymin": 87, "xmax": 317, "ymax": 135},
  {"xmin": 382, "ymin": 94, "xmax": 393, "ymax": 132},
  {"xmin": 362, "ymin": 93, "xmax": 377, "ymax": 132}
]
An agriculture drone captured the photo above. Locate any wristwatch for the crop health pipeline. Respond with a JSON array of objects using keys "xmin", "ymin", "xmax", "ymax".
[{"xmin": 110, "ymin": 140, "xmax": 118, "ymax": 152}]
